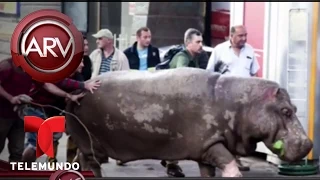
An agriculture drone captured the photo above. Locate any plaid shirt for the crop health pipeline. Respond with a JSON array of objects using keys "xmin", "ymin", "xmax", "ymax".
[
  {"xmin": 51, "ymin": 72, "xmax": 85, "ymax": 115},
  {"xmin": 0, "ymin": 60, "xmax": 34, "ymax": 118},
  {"xmin": 30, "ymin": 78, "xmax": 85, "ymax": 105}
]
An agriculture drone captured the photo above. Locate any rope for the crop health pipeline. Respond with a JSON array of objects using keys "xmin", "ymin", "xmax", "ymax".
[{"xmin": 26, "ymin": 101, "xmax": 102, "ymax": 171}]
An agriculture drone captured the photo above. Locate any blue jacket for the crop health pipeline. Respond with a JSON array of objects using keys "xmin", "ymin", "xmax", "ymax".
[{"xmin": 123, "ymin": 42, "xmax": 161, "ymax": 70}]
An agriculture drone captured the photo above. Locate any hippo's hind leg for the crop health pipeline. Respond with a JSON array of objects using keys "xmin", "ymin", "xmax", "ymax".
[
  {"xmin": 78, "ymin": 150, "xmax": 102, "ymax": 177},
  {"xmin": 198, "ymin": 162, "xmax": 216, "ymax": 177},
  {"xmin": 65, "ymin": 113, "xmax": 103, "ymax": 177},
  {"xmin": 201, "ymin": 143, "xmax": 242, "ymax": 177}
]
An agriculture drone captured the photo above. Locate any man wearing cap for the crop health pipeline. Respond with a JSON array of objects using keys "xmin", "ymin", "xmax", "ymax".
[{"xmin": 90, "ymin": 29, "xmax": 130, "ymax": 78}]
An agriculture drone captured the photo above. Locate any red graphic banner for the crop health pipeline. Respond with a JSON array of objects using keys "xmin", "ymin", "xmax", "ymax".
[{"xmin": 211, "ymin": 10, "xmax": 230, "ymax": 39}]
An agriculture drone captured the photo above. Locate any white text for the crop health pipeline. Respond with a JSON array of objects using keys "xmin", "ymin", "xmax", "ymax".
[
  {"xmin": 10, "ymin": 162, "xmax": 80, "ymax": 171},
  {"xmin": 24, "ymin": 37, "xmax": 72, "ymax": 58}
]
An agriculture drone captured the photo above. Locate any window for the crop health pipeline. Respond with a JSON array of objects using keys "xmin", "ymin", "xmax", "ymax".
[
  {"xmin": 287, "ymin": 9, "xmax": 308, "ymax": 123},
  {"xmin": 62, "ymin": 2, "xmax": 88, "ymax": 33}
]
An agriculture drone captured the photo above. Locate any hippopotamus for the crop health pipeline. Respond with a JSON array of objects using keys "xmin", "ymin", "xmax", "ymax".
[{"xmin": 65, "ymin": 67, "xmax": 313, "ymax": 177}]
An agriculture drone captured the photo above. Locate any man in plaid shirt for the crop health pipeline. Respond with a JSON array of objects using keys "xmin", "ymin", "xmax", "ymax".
[
  {"xmin": 21, "ymin": 72, "xmax": 101, "ymax": 164},
  {"xmin": 0, "ymin": 58, "xmax": 96, "ymax": 162}
]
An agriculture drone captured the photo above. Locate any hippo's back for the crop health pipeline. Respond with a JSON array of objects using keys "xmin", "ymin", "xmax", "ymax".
[{"xmin": 93, "ymin": 68, "xmax": 220, "ymax": 99}]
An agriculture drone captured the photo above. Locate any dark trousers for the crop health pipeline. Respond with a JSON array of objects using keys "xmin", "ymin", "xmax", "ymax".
[{"xmin": 0, "ymin": 117, "xmax": 25, "ymax": 162}]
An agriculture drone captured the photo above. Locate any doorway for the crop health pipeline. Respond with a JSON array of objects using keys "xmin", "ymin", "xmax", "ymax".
[{"xmin": 205, "ymin": 2, "xmax": 230, "ymax": 47}]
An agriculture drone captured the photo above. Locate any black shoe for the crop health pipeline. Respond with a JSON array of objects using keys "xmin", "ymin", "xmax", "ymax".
[
  {"xmin": 238, "ymin": 165, "xmax": 250, "ymax": 171},
  {"xmin": 116, "ymin": 160, "xmax": 125, "ymax": 166},
  {"xmin": 160, "ymin": 160, "xmax": 167, "ymax": 167},
  {"xmin": 166, "ymin": 164, "xmax": 185, "ymax": 177},
  {"xmin": 236, "ymin": 159, "xmax": 250, "ymax": 171}
]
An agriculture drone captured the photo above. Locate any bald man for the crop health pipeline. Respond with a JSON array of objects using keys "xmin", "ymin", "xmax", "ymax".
[
  {"xmin": 206, "ymin": 25, "xmax": 260, "ymax": 78},
  {"xmin": 206, "ymin": 25, "xmax": 260, "ymax": 171}
]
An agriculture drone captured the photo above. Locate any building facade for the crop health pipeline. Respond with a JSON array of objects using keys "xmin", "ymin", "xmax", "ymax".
[
  {"xmin": 0, "ymin": 2, "xmax": 206, "ymax": 60},
  {"xmin": 0, "ymin": 2, "xmax": 62, "ymax": 60}
]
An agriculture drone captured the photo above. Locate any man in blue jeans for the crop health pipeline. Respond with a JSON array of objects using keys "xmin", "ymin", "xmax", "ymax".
[{"xmin": 22, "ymin": 106, "xmax": 63, "ymax": 152}]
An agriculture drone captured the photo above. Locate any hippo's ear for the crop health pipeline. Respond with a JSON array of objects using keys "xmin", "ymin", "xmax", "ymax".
[{"xmin": 263, "ymin": 87, "xmax": 280, "ymax": 101}]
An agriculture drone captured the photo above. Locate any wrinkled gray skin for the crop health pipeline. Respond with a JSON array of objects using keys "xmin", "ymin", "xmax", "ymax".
[{"xmin": 65, "ymin": 68, "xmax": 313, "ymax": 177}]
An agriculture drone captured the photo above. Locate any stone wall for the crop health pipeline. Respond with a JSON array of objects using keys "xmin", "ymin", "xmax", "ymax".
[{"xmin": 0, "ymin": 2, "xmax": 61, "ymax": 61}]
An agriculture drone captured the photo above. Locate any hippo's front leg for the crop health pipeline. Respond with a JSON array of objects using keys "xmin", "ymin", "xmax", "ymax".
[{"xmin": 202, "ymin": 143, "xmax": 242, "ymax": 177}]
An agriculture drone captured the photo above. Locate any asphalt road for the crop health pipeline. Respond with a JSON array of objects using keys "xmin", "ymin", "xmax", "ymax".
[{"xmin": 0, "ymin": 134, "xmax": 318, "ymax": 177}]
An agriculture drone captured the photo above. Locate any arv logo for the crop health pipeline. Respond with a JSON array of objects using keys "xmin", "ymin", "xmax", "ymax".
[
  {"xmin": 11, "ymin": 9, "xmax": 84, "ymax": 83},
  {"xmin": 23, "ymin": 37, "xmax": 73, "ymax": 58}
]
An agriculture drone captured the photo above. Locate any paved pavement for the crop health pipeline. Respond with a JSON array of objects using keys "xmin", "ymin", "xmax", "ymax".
[{"xmin": 0, "ymin": 134, "xmax": 319, "ymax": 177}]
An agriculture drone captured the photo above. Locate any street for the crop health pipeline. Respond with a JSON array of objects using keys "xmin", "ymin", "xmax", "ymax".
[{"xmin": 0, "ymin": 134, "xmax": 288, "ymax": 177}]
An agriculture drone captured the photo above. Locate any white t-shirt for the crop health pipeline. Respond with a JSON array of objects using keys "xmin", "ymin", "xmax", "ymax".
[{"xmin": 206, "ymin": 41, "xmax": 260, "ymax": 77}]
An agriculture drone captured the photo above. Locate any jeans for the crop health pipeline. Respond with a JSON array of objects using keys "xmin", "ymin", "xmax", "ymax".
[{"xmin": 22, "ymin": 106, "xmax": 63, "ymax": 149}]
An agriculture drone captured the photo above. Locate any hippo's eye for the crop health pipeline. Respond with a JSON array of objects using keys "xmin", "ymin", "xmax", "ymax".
[
  {"xmin": 281, "ymin": 108, "xmax": 292, "ymax": 118},
  {"xmin": 293, "ymin": 105, "xmax": 297, "ymax": 113}
]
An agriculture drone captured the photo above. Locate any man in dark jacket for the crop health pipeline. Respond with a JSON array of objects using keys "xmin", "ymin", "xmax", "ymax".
[
  {"xmin": 124, "ymin": 27, "xmax": 160, "ymax": 70},
  {"xmin": 118, "ymin": 27, "xmax": 160, "ymax": 166}
]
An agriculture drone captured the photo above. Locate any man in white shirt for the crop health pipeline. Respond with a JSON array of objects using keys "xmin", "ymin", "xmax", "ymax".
[
  {"xmin": 206, "ymin": 25, "xmax": 260, "ymax": 77},
  {"xmin": 206, "ymin": 25, "xmax": 260, "ymax": 171}
]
